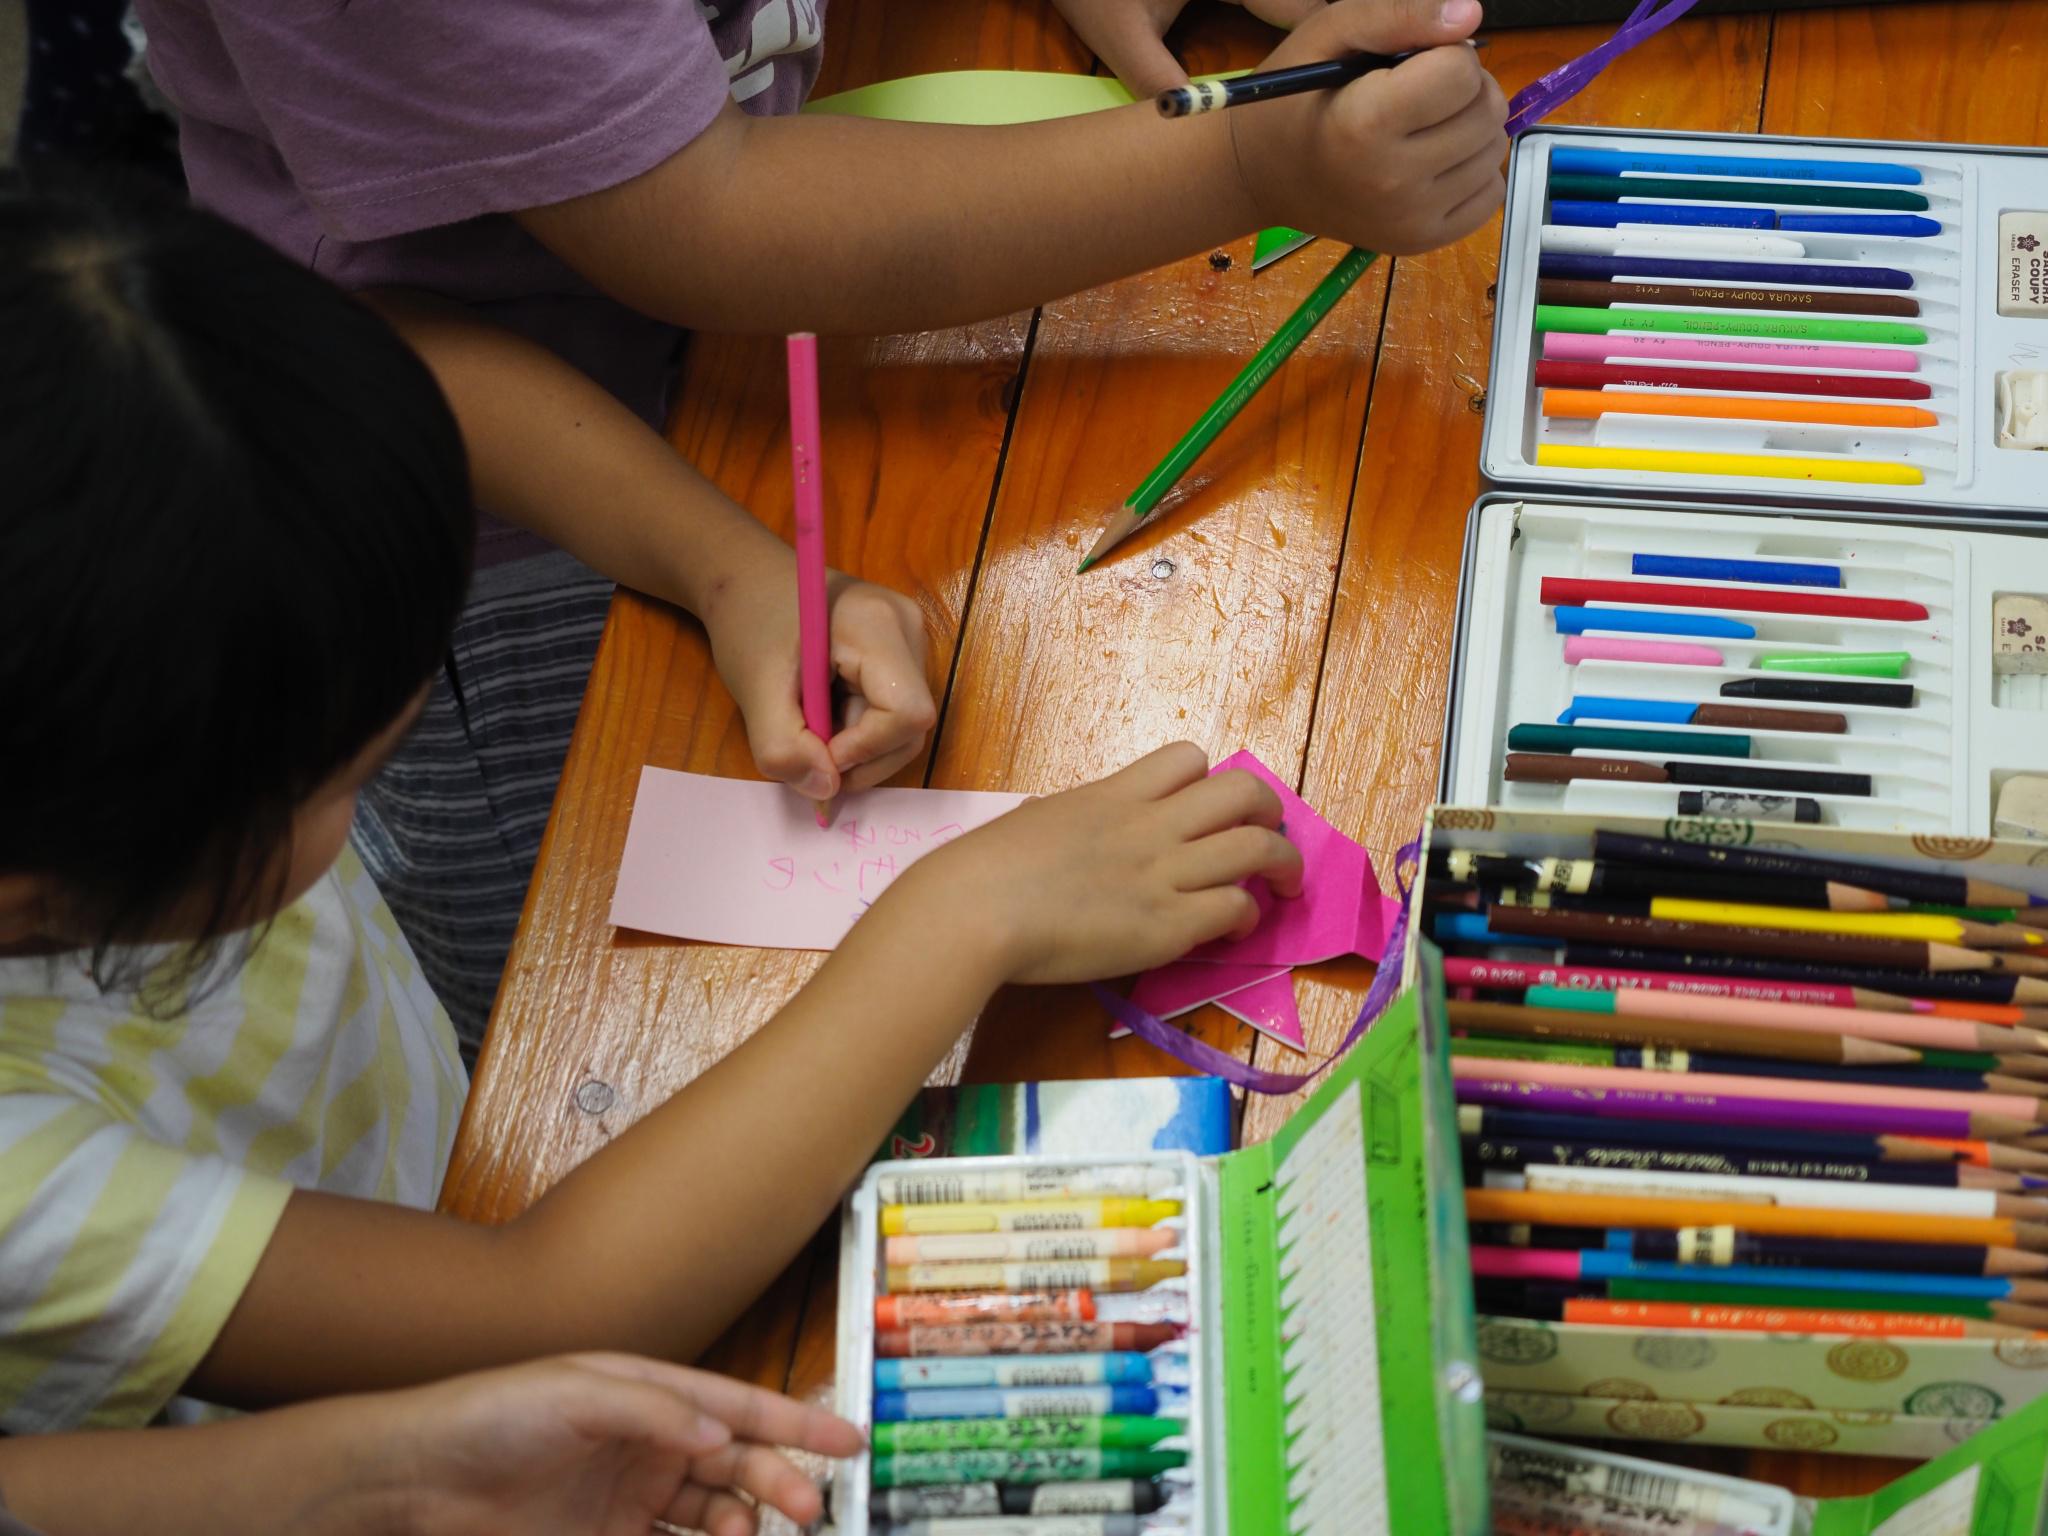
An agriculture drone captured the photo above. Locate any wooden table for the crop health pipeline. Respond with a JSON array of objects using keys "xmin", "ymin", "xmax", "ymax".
[{"xmin": 441, "ymin": 0, "xmax": 2048, "ymax": 1513}]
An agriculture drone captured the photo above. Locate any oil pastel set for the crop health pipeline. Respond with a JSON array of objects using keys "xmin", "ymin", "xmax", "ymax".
[
  {"xmin": 832, "ymin": 990, "xmax": 1489, "ymax": 1536},
  {"xmin": 1484, "ymin": 128, "xmax": 2048, "ymax": 513},
  {"xmin": 1443, "ymin": 497, "xmax": 2048, "ymax": 837}
]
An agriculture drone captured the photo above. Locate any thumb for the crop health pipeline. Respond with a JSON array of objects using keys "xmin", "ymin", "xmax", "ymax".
[
  {"xmin": 1261, "ymin": 0, "xmax": 1480, "ymax": 66},
  {"xmin": 1069, "ymin": 12, "xmax": 1191, "ymax": 95},
  {"xmin": 734, "ymin": 670, "xmax": 841, "ymax": 801}
]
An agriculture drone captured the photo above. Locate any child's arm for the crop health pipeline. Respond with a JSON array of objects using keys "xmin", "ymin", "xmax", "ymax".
[
  {"xmin": 369, "ymin": 293, "xmax": 933, "ymax": 797},
  {"xmin": 186, "ymin": 746, "xmax": 1301, "ymax": 1404},
  {"xmin": 517, "ymin": 0, "xmax": 1504, "ymax": 336},
  {"xmin": 0, "ymin": 1354, "xmax": 859, "ymax": 1536}
]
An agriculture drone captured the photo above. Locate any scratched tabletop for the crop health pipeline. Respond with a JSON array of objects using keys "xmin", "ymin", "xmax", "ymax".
[{"xmin": 441, "ymin": 0, "xmax": 2048, "ymax": 1510}]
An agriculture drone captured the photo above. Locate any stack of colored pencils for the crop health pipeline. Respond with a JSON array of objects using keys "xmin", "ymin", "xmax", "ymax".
[{"xmin": 1426, "ymin": 833, "xmax": 2048, "ymax": 1339}]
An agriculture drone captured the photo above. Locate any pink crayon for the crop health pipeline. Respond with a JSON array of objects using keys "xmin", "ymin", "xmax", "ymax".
[
  {"xmin": 1563, "ymin": 636, "xmax": 1724, "ymax": 668},
  {"xmin": 1541, "ymin": 331, "xmax": 1921, "ymax": 373}
]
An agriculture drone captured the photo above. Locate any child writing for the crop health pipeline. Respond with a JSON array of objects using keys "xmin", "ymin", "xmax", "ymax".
[
  {"xmin": 129, "ymin": 0, "xmax": 1506, "ymax": 1046},
  {"xmin": 0, "ymin": 177, "xmax": 1302, "ymax": 1429},
  {"xmin": 0, "ymin": 1353, "xmax": 860, "ymax": 1536}
]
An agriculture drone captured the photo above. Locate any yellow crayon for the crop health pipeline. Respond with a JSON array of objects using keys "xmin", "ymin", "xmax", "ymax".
[
  {"xmin": 1537, "ymin": 444, "xmax": 1923, "ymax": 485},
  {"xmin": 885, "ymin": 1258, "xmax": 1187, "ymax": 1293},
  {"xmin": 880, "ymin": 1198, "xmax": 1182, "ymax": 1237}
]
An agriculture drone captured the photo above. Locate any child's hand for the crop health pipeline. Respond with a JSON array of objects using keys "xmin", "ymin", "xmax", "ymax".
[
  {"xmin": 1054, "ymin": 0, "xmax": 1328, "ymax": 96},
  {"xmin": 1229, "ymin": 0, "xmax": 1507, "ymax": 255},
  {"xmin": 901, "ymin": 743, "xmax": 1305, "ymax": 986},
  {"xmin": 368, "ymin": 1353, "xmax": 862, "ymax": 1536},
  {"xmin": 705, "ymin": 552, "xmax": 937, "ymax": 801}
]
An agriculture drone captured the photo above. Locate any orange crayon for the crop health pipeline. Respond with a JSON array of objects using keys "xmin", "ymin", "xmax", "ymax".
[{"xmin": 1541, "ymin": 388, "xmax": 1940, "ymax": 431}]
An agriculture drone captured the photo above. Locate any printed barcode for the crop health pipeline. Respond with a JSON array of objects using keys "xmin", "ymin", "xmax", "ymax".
[{"xmin": 1604, "ymin": 1467, "xmax": 1682, "ymax": 1508}]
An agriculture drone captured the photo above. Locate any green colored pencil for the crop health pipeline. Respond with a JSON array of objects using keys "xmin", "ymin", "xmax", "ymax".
[
  {"xmin": 1533, "ymin": 304, "xmax": 1927, "ymax": 346},
  {"xmin": 1608, "ymin": 1277, "xmax": 2034, "ymax": 1320},
  {"xmin": 1077, "ymin": 245, "xmax": 1378, "ymax": 572}
]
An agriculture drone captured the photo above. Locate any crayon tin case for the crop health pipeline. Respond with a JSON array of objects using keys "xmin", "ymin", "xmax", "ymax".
[
  {"xmin": 1439, "ymin": 493, "xmax": 2048, "ymax": 838},
  {"xmin": 1483, "ymin": 125, "xmax": 2048, "ymax": 518},
  {"xmin": 831, "ymin": 989, "xmax": 1488, "ymax": 1535}
]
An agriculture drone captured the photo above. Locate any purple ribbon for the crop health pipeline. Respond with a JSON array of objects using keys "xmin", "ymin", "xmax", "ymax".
[
  {"xmin": 1506, "ymin": 0, "xmax": 1705, "ymax": 136},
  {"xmin": 1091, "ymin": 834, "xmax": 1422, "ymax": 1094}
]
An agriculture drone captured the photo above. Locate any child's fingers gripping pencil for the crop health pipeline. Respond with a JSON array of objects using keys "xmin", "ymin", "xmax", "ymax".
[{"xmin": 786, "ymin": 332, "xmax": 835, "ymax": 827}]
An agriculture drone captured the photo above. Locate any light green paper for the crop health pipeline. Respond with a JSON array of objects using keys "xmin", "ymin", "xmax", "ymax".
[
  {"xmin": 1806, "ymin": 1391, "xmax": 2048, "ymax": 1534},
  {"xmin": 805, "ymin": 70, "xmax": 1301, "ymax": 271}
]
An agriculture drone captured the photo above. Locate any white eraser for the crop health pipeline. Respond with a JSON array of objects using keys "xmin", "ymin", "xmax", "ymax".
[
  {"xmin": 1994, "ymin": 594, "xmax": 2048, "ymax": 674},
  {"xmin": 1996, "ymin": 371, "xmax": 2048, "ymax": 450},
  {"xmin": 1998, "ymin": 210, "xmax": 2048, "ymax": 317},
  {"xmin": 1995, "ymin": 774, "xmax": 2048, "ymax": 842}
]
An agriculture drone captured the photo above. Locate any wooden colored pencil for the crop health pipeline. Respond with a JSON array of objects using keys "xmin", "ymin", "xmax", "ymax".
[
  {"xmin": 1463, "ymin": 1137, "xmax": 2033, "ymax": 1190},
  {"xmin": 785, "ymin": 333, "xmax": 835, "ymax": 828},
  {"xmin": 1438, "ymin": 955, "xmax": 1916, "ymax": 1010},
  {"xmin": 1590, "ymin": 831, "xmax": 2045, "ymax": 912},
  {"xmin": 1527, "ymin": 982, "xmax": 2048, "ymax": 1054},
  {"xmin": 1560, "ymin": 1299, "xmax": 2047, "ymax": 1339},
  {"xmin": 1474, "ymin": 1246, "xmax": 2048, "ymax": 1303},
  {"xmin": 1077, "ymin": 247, "xmax": 1376, "ymax": 572},
  {"xmin": 1603, "ymin": 1228, "xmax": 2047, "ymax": 1277},
  {"xmin": 1446, "ymin": 998, "xmax": 1917, "ymax": 1063},
  {"xmin": 1453, "ymin": 1055, "xmax": 2048, "ymax": 1125},
  {"xmin": 1464, "ymin": 1189, "xmax": 2048, "ymax": 1250},
  {"xmin": 1486, "ymin": 905, "xmax": 2026, "ymax": 977},
  {"xmin": 1509, "ymin": 1163, "xmax": 2048, "ymax": 1220},
  {"xmin": 1556, "ymin": 944, "xmax": 2048, "ymax": 1007},
  {"xmin": 1454, "ymin": 1035, "xmax": 2038, "ymax": 1096},
  {"xmin": 1605, "ymin": 1277, "xmax": 2048, "ymax": 1322},
  {"xmin": 1924, "ymin": 1000, "xmax": 2048, "ymax": 1028},
  {"xmin": 1454, "ymin": 1076, "xmax": 2034, "ymax": 1142},
  {"xmin": 1524, "ymin": 857, "xmax": 1896, "ymax": 913},
  {"xmin": 1452, "ymin": 1102, "xmax": 2048, "ymax": 1168},
  {"xmin": 1646, "ymin": 897, "xmax": 2045, "ymax": 952}
]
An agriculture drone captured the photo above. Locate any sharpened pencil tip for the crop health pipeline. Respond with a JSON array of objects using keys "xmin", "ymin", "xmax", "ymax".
[{"xmin": 1076, "ymin": 556, "xmax": 1095, "ymax": 574}]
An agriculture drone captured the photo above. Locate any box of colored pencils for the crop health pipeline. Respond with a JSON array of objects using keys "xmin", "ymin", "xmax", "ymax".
[
  {"xmin": 831, "ymin": 988, "xmax": 1489, "ymax": 1535},
  {"xmin": 1407, "ymin": 805, "xmax": 2048, "ymax": 1460},
  {"xmin": 1483, "ymin": 127, "xmax": 2048, "ymax": 517},
  {"xmin": 1443, "ymin": 494, "xmax": 2048, "ymax": 834}
]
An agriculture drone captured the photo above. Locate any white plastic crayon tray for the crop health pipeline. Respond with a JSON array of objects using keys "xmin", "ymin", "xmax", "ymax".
[
  {"xmin": 1482, "ymin": 126, "xmax": 2048, "ymax": 518},
  {"xmin": 1442, "ymin": 497, "xmax": 2048, "ymax": 835},
  {"xmin": 833, "ymin": 1152, "xmax": 1215, "ymax": 1536}
]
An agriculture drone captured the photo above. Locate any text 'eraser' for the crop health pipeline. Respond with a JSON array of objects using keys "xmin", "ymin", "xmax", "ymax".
[{"xmin": 1998, "ymin": 211, "xmax": 2048, "ymax": 317}]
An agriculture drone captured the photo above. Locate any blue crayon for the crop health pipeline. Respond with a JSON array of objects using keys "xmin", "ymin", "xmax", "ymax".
[
  {"xmin": 874, "ymin": 1385, "xmax": 1162, "ymax": 1422},
  {"xmin": 1538, "ymin": 252, "xmax": 1913, "ymax": 290},
  {"xmin": 1547, "ymin": 146, "xmax": 1923, "ymax": 185},
  {"xmin": 1550, "ymin": 202, "xmax": 1940, "ymax": 238},
  {"xmin": 1554, "ymin": 697, "xmax": 1699, "ymax": 726},
  {"xmin": 877, "ymin": 1353, "xmax": 1155, "ymax": 1392},
  {"xmin": 1631, "ymin": 554, "xmax": 1841, "ymax": 588},
  {"xmin": 1568, "ymin": 1249, "xmax": 2019, "ymax": 1300},
  {"xmin": 1553, "ymin": 607, "xmax": 1757, "ymax": 639},
  {"xmin": 1435, "ymin": 913, "xmax": 1504, "ymax": 945}
]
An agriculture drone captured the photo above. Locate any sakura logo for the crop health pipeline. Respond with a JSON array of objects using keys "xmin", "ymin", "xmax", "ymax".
[
  {"xmin": 2019, "ymin": 234, "xmax": 2042, "ymax": 253},
  {"xmin": 2008, "ymin": 616, "xmax": 2037, "ymax": 638}
]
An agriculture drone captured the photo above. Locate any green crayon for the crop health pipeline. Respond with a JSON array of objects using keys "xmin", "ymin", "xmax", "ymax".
[
  {"xmin": 873, "ymin": 1414, "xmax": 1184, "ymax": 1455},
  {"xmin": 1507, "ymin": 723, "xmax": 1751, "ymax": 760},
  {"xmin": 1534, "ymin": 304, "xmax": 1926, "ymax": 346},
  {"xmin": 1757, "ymin": 651, "xmax": 1910, "ymax": 678},
  {"xmin": 873, "ymin": 1447, "xmax": 1188, "ymax": 1487}
]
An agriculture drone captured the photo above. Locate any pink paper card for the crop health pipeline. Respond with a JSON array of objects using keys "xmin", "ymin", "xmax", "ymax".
[
  {"xmin": 1211, "ymin": 971, "xmax": 1307, "ymax": 1051},
  {"xmin": 610, "ymin": 767, "xmax": 1025, "ymax": 949}
]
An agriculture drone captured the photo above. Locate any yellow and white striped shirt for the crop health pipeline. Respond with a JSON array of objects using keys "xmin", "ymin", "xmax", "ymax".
[{"xmin": 0, "ymin": 847, "xmax": 464, "ymax": 1430}]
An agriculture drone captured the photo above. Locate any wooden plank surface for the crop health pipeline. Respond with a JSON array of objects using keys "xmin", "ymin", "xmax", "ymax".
[{"xmin": 438, "ymin": 0, "xmax": 2034, "ymax": 1510}]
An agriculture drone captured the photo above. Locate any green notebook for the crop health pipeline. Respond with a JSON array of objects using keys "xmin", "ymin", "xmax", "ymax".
[{"xmin": 837, "ymin": 961, "xmax": 1487, "ymax": 1533}]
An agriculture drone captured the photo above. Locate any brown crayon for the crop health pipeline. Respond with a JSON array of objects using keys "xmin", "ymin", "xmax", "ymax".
[{"xmin": 875, "ymin": 1321, "xmax": 1183, "ymax": 1358}]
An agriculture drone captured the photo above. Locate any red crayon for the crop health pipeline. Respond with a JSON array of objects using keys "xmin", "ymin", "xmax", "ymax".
[
  {"xmin": 1534, "ymin": 358, "xmax": 1932, "ymax": 400},
  {"xmin": 875, "ymin": 1321, "xmax": 1182, "ymax": 1358},
  {"xmin": 1539, "ymin": 576, "xmax": 1929, "ymax": 622},
  {"xmin": 875, "ymin": 1290, "xmax": 1095, "ymax": 1330}
]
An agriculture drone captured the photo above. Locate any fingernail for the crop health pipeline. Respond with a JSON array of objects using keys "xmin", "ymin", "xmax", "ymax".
[
  {"xmin": 800, "ymin": 771, "xmax": 835, "ymax": 799},
  {"xmin": 1441, "ymin": 0, "xmax": 1480, "ymax": 25}
]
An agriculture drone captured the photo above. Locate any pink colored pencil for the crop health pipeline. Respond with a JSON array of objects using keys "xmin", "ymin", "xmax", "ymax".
[
  {"xmin": 1454, "ymin": 1078, "xmax": 2001, "ymax": 1139},
  {"xmin": 1589, "ymin": 984, "xmax": 2048, "ymax": 1054},
  {"xmin": 1564, "ymin": 636, "xmax": 1724, "ymax": 667},
  {"xmin": 1540, "ymin": 332, "xmax": 1921, "ymax": 372},
  {"xmin": 1440, "ymin": 957, "xmax": 1873, "ymax": 1009},
  {"xmin": 786, "ymin": 332, "xmax": 833, "ymax": 828},
  {"xmin": 1451, "ymin": 1055, "xmax": 2046, "ymax": 1121}
]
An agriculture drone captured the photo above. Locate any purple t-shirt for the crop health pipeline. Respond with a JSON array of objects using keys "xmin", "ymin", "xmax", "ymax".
[{"xmin": 136, "ymin": 0, "xmax": 826, "ymax": 553}]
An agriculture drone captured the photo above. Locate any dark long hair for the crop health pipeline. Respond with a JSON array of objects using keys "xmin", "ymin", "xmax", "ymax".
[{"xmin": 0, "ymin": 172, "xmax": 473, "ymax": 989}]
